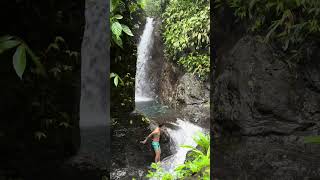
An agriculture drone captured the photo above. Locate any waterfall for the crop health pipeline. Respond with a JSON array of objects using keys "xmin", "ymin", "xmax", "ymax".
[
  {"xmin": 134, "ymin": 17, "xmax": 207, "ymax": 177},
  {"xmin": 135, "ymin": 17, "xmax": 155, "ymax": 102},
  {"xmin": 161, "ymin": 119, "xmax": 204, "ymax": 173}
]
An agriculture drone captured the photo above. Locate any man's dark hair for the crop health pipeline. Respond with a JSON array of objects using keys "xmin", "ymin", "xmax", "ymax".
[{"xmin": 159, "ymin": 123, "xmax": 164, "ymax": 128}]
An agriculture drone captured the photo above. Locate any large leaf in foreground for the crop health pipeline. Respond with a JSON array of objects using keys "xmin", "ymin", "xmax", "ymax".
[
  {"xmin": 122, "ymin": 24, "xmax": 134, "ymax": 36},
  {"xmin": 0, "ymin": 40, "xmax": 20, "ymax": 54},
  {"xmin": 13, "ymin": 45, "xmax": 26, "ymax": 79},
  {"xmin": 111, "ymin": 21, "xmax": 123, "ymax": 37}
]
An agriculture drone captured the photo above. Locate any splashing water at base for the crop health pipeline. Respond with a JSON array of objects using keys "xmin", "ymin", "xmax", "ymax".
[{"xmin": 161, "ymin": 119, "xmax": 204, "ymax": 173}]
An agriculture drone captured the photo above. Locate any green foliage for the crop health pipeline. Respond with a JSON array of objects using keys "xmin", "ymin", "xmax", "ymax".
[
  {"xmin": 216, "ymin": 0, "xmax": 320, "ymax": 52},
  {"xmin": 3, "ymin": 2, "xmax": 80, "ymax": 145},
  {"xmin": 24, "ymin": 36, "xmax": 81, "ymax": 148},
  {"xmin": 192, "ymin": 132, "xmax": 210, "ymax": 153},
  {"xmin": 102, "ymin": 175, "xmax": 109, "ymax": 180},
  {"xmin": 162, "ymin": 0, "xmax": 210, "ymax": 79},
  {"xmin": 144, "ymin": 0, "xmax": 162, "ymax": 17},
  {"xmin": 110, "ymin": 72, "xmax": 124, "ymax": 87},
  {"xmin": 110, "ymin": 0, "xmax": 136, "ymax": 48},
  {"xmin": 34, "ymin": 131, "xmax": 47, "ymax": 141},
  {"xmin": 111, "ymin": 72, "xmax": 135, "ymax": 113},
  {"xmin": 178, "ymin": 54, "xmax": 210, "ymax": 80},
  {"xmin": 175, "ymin": 132, "xmax": 210, "ymax": 179},
  {"xmin": 142, "ymin": 116, "xmax": 151, "ymax": 123},
  {"xmin": 13, "ymin": 45, "xmax": 26, "ymax": 79},
  {"xmin": 110, "ymin": 0, "xmax": 144, "ymax": 115},
  {"xmin": 146, "ymin": 162, "xmax": 175, "ymax": 180},
  {"xmin": 146, "ymin": 132, "xmax": 210, "ymax": 179},
  {"xmin": 0, "ymin": 35, "xmax": 45, "ymax": 79}
]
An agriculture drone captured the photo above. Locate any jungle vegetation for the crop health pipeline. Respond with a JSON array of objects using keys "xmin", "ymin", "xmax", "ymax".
[{"xmin": 162, "ymin": 0, "xmax": 210, "ymax": 80}]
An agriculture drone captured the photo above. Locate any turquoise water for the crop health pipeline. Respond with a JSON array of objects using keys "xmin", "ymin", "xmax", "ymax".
[{"xmin": 135, "ymin": 100, "xmax": 178, "ymax": 124}]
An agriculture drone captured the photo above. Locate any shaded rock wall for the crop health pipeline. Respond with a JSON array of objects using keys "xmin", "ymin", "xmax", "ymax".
[{"xmin": 212, "ymin": 36, "xmax": 320, "ymax": 179}]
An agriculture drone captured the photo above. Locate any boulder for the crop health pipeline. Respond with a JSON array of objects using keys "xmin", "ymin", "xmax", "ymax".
[
  {"xmin": 158, "ymin": 60, "xmax": 210, "ymax": 128},
  {"xmin": 212, "ymin": 36, "xmax": 320, "ymax": 179},
  {"xmin": 111, "ymin": 113, "xmax": 173, "ymax": 179}
]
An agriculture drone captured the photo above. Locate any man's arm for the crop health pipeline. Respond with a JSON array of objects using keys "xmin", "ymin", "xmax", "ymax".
[{"xmin": 140, "ymin": 130, "xmax": 156, "ymax": 144}]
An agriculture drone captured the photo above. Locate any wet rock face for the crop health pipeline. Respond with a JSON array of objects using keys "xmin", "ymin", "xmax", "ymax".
[
  {"xmin": 175, "ymin": 73, "xmax": 210, "ymax": 127},
  {"xmin": 214, "ymin": 136, "xmax": 320, "ymax": 180},
  {"xmin": 213, "ymin": 36, "xmax": 320, "ymax": 136},
  {"xmin": 212, "ymin": 36, "xmax": 320, "ymax": 179},
  {"xmin": 158, "ymin": 61, "xmax": 210, "ymax": 128},
  {"xmin": 176, "ymin": 74, "xmax": 209, "ymax": 105},
  {"xmin": 111, "ymin": 114, "xmax": 173, "ymax": 180}
]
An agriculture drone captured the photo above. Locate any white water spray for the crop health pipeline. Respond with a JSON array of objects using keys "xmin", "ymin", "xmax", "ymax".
[
  {"xmin": 161, "ymin": 119, "xmax": 204, "ymax": 173},
  {"xmin": 135, "ymin": 17, "xmax": 155, "ymax": 102}
]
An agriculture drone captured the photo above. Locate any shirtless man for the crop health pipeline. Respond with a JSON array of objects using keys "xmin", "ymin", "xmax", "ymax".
[{"xmin": 140, "ymin": 124, "xmax": 164, "ymax": 163}]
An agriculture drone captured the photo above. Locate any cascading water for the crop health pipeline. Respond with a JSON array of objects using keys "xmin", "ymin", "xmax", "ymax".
[
  {"xmin": 134, "ymin": 17, "xmax": 206, "ymax": 176},
  {"xmin": 161, "ymin": 119, "xmax": 204, "ymax": 173},
  {"xmin": 135, "ymin": 17, "xmax": 155, "ymax": 102}
]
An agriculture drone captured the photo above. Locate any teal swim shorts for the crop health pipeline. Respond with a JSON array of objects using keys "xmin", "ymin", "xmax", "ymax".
[{"xmin": 152, "ymin": 141, "xmax": 160, "ymax": 152}]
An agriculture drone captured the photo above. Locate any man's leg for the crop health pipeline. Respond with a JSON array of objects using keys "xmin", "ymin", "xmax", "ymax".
[
  {"xmin": 154, "ymin": 151, "xmax": 158, "ymax": 162},
  {"xmin": 155, "ymin": 151, "xmax": 160, "ymax": 162}
]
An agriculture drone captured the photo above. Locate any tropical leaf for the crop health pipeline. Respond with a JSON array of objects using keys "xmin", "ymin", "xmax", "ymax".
[
  {"xmin": 47, "ymin": 43, "xmax": 60, "ymax": 51},
  {"xmin": 111, "ymin": 21, "xmax": 123, "ymax": 37},
  {"xmin": 55, "ymin": 36, "xmax": 65, "ymax": 43},
  {"xmin": 34, "ymin": 131, "xmax": 47, "ymax": 140},
  {"xmin": 121, "ymin": 24, "xmax": 134, "ymax": 36},
  {"xmin": 114, "ymin": 75, "xmax": 119, "ymax": 86},
  {"xmin": 180, "ymin": 145, "xmax": 194, "ymax": 149},
  {"xmin": 112, "ymin": 35, "xmax": 123, "ymax": 48},
  {"xmin": 13, "ymin": 45, "xmax": 27, "ymax": 79},
  {"xmin": 110, "ymin": 72, "xmax": 116, "ymax": 78},
  {"xmin": 114, "ymin": 14, "xmax": 123, "ymax": 19},
  {"xmin": 0, "ymin": 35, "xmax": 14, "ymax": 42},
  {"xmin": 0, "ymin": 40, "xmax": 21, "ymax": 54}
]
